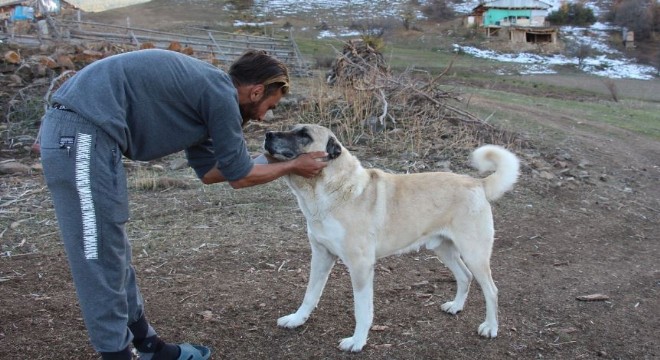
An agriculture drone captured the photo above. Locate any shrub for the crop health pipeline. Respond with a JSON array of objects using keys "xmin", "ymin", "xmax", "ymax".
[
  {"xmin": 422, "ymin": 0, "xmax": 455, "ymax": 21},
  {"xmin": 567, "ymin": 42, "xmax": 594, "ymax": 68},
  {"xmin": 608, "ymin": 0, "xmax": 658, "ymax": 41},
  {"xmin": 546, "ymin": 2, "xmax": 596, "ymax": 26}
]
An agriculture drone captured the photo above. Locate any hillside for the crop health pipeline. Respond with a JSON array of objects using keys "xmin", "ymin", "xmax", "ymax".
[{"xmin": 79, "ymin": 0, "xmax": 658, "ymax": 78}]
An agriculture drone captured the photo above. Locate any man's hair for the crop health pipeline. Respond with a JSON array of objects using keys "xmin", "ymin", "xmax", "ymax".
[{"xmin": 229, "ymin": 50, "xmax": 290, "ymax": 97}]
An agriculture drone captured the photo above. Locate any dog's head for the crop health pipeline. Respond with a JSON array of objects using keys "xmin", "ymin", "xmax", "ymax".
[{"xmin": 264, "ymin": 124, "xmax": 342, "ymax": 161}]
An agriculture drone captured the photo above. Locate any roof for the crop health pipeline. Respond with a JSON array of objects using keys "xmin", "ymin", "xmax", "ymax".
[
  {"xmin": 0, "ymin": 0, "xmax": 24, "ymax": 7},
  {"xmin": 64, "ymin": 0, "xmax": 150, "ymax": 12},
  {"xmin": 1, "ymin": 0, "xmax": 150, "ymax": 12},
  {"xmin": 481, "ymin": 0, "xmax": 552, "ymax": 10}
]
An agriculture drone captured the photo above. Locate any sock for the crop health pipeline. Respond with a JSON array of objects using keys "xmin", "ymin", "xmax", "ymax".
[
  {"xmin": 100, "ymin": 347, "xmax": 132, "ymax": 360},
  {"xmin": 129, "ymin": 316, "xmax": 180, "ymax": 360}
]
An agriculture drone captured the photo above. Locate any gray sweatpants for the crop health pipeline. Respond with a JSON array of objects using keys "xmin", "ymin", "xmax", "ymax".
[{"xmin": 40, "ymin": 108, "xmax": 144, "ymax": 353}]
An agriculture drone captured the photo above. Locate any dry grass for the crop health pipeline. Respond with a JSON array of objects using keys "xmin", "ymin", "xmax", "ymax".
[{"xmin": 291, "ymin": 67, "xmax": 526, "ymax": 173}]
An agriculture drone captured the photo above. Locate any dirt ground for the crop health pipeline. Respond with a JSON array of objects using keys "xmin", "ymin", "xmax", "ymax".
[
  {"xmin": 1, "ymin": 73, "xmax": 659, "ymax": 360},
  {"xmin": 2, "ymin": 2, "xmax": 660, "ymax": 360}
]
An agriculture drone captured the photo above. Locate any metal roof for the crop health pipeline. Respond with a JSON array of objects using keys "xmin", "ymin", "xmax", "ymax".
[
  {"xmin": 0, "ymin": 0, "xmax": 25, "ymax": 7},
  {"xmin": 65, "ymin": 0, "xmax": 150, "ymax": 12},
  {"xmin": 482, "ymin": 0, "xmax": 552, "ymax": 9},
  {"xmin": 1, "ymin": 0, "xmax": 150, "ymax": 11}
]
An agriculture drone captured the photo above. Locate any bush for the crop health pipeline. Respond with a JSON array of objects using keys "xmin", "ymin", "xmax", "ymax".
[
  {"xmin": 608, "ymin": 0, "xmax": 658, "ymax": 41},
  {"xmin": 228, "ymin": 0, "xmax": 254, "ymax": 11},
  {"xmin": 546, "ymin": 2, "xmax": 596, "ymax": 26},
  {"xmin": 313, "ymin": 54, "xmax": 335, "ymax": 69},
  {"xmin": 566, "ymin": 43, "xmax": 593, "ymax": 68},
  {"xmin": 422, "ymin": 0, "xmax": 455, "ymax": 21}
]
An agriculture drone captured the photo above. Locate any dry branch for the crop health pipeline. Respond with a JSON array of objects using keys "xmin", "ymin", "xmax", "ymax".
[{"xmin": 310, "ymin": 39, "xmax": 526, "ymax": 166}]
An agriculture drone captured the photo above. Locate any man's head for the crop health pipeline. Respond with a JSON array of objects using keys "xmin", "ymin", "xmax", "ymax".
[{"xmin": 229, "ymin": 50, "xmax": 290, "ymax": 125}]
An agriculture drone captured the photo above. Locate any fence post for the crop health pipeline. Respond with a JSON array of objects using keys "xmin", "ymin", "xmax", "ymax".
[
  {"xmin": 289, "ymin": 28, "xmax": 307, "ymax": 76},
  {"xmin": 45, "ymin": 15, "xmax": 61, "ymax": 40},
  {"xmin": 131, "ymin": 31, "xmax": 140, "ymax": 47},
  {"xmin": 208, "ymin": 31, "xmax": 223, "ymax": 62}
]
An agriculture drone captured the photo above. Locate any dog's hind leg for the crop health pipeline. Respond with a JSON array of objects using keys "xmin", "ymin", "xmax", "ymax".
[
  {"xmin": 432, "ymin": 239, "xmax": 473, "ymax": 315},
  {"xmin": 339, "ymin": 259, "xmax": 375, "ymax": 352},
  {"xmin": 277, "ymin": 242, "xmax": 336, "ymax": 329},
  {"xmin": 461, "ymin": 250, "xmax": 498, "ymax": 338}
]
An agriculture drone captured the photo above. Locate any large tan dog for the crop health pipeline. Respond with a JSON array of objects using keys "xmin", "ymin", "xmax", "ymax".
[{"xmin": 264, "ymin": 124, "xmax": 519, "ymax": 352}]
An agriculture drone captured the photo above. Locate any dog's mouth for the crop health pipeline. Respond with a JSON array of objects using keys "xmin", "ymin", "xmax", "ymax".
[{"xmin": 267, "ymin": 149, "xmax": 297, "ymax": 161}]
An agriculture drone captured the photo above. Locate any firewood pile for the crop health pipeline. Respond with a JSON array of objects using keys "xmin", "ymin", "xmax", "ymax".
[
  {"xmin": 1, "ymin": 41, "xmax": 203, "ymax": 155},
  {"xmin": 322, "ymin": 39, "xmax": 489, "ymax": 130},
  {"xmin": 1, "ymin": 41, "xmax": 202, "ymax": 89},
  {"xmin": 326, "ymin": 39, "xmax": 389, "ymax": 86}
]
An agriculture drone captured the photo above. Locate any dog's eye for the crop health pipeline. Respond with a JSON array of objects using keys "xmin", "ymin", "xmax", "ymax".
[{"xmin": 297, "ymin": 128, "xmax": 313, "ymax": 146}]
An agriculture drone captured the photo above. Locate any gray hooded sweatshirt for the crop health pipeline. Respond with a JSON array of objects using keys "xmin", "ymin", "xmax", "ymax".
[{"xmin": 51, "ymin": 48, "xmax": 253, "ymax": 181}]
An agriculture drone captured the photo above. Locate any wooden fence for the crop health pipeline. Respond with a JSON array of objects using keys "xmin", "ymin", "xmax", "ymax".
[{"xmin": 2, "ymin": 16, "xmax": 311, "ymax": 76}]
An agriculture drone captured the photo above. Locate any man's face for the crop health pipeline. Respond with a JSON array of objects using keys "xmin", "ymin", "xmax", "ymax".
[{"xmin": 239, "ymin": 91, "xmax": 284, "ymax": 126}]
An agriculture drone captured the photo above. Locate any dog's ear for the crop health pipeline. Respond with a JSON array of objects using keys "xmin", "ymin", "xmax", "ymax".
[{"xmin": 326, "ymin": 137, "xmax": 342, "ymax": 160}]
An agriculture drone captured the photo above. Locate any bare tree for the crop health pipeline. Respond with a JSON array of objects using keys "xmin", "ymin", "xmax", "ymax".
[
  {"xmin": 567, "ymin": 42, "xmax": 593, "ymax": 68},
  {"xmin": 610, "ymin": 0, "xmax": 657, "ymax": 40},
  {"xmin": 603, "ymin": 79, "xmax": 619, "ymax": 102}
]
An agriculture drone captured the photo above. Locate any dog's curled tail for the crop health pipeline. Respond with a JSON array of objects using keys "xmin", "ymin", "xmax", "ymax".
[{"xmin": 471, "ymin": 145, "xmax": 520, "ymax": 201}]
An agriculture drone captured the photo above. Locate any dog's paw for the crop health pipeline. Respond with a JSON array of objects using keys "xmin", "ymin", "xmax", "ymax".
[
  {"xmin": 277, "ymin": 313, "xmax": 307, "ymax": 328},
  {"xmin": 440, "ymin": 301, "xmax": 464, "ymax": 315},
  {"xmin": 478, "ymin": 321, "xmax": 498, "ymax": 338},
  {"xmin": 338, "ymin": 336, "xmax": 366, "ymax": 352}
]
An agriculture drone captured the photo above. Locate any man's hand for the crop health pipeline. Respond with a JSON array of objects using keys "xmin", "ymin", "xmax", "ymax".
[
  {"xmin": 203, "ymin": 151, "xmax": 329, "ymax": 188},
  {"xmin": 290, "ymin": 151, "xmax": 328, "ymax": 178}
]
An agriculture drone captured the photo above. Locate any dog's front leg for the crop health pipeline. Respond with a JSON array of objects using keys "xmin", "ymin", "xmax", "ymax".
[
  {"xmin": 339, "ymin": 261, "xmax": 375, "ymax": 352},
  {"xmin": 277, "ymin": 242, "xmax": 336, "ymax": 328}
]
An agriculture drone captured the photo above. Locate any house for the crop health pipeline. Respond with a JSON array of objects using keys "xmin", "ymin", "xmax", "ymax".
[
  {"xmin": 1, "ymin": 0, "xmax": 63, "ymax": 34},
  {"xmin": 1, "ymin": 0, "xmax": 63, "ymax": 22},
  {"xmin": 1, "ymin": 1, "xmax": 29, "ymax": 22},
  {"xmin": 477, "ymin": 0, "xmax": 552, "ymax": 27},
  {"xmin": 465, "ymin": 0, "xmax": 558, "ymax": 45},
  {"xmin": 1, "ymin": 0, "xmax": 153, "ymax": 14},
  {"xmin": 1, "ymin": 0, "xmax": 148, "ymax": 35}
]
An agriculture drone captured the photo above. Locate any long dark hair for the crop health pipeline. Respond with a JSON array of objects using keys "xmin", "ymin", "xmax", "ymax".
[{"xmin": 229, "ymin": 50, "xmax": 290, "ymax": 97}]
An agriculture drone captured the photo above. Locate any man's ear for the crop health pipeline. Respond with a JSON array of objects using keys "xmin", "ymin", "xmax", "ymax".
[
  {"xmin": 326, "ymin": 137, "xmax": 342, "ymax": 159},
  {"xmin": 250, "ymin": 84, "xmax": 265, "ymax": 102}
]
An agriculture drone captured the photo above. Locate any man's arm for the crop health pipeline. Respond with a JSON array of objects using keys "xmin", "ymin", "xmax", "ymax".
[{"xmin": 201, "ymin": 151, "xmax": 328, "ymax": 189}]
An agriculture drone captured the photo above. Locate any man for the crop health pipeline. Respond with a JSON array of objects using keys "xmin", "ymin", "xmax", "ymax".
[{"xmin": 39, "ymin": 49, "xmax": 327, "ymax": 360}]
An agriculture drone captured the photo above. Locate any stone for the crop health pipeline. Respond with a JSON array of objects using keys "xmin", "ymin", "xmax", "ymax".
[
  {"xmin": 3, "ymin": 50, "xmax": 20, "ymax": 64},
  {"xmin": 0, "ymin": 161, "xmax": 31, "ymax": 175},
  {"xmin": 539, "ymin": 171, "xmax": 555, "ymax": 180}
]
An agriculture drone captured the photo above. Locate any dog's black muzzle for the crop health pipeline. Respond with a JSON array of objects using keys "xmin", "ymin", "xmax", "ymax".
[
  {"xmin": 264, "ymin": 131, "xmax": 301, "ymax": 160},
  {"xmin": 264, "ymin": 128, "xmax": 342, "ymax": 161}
]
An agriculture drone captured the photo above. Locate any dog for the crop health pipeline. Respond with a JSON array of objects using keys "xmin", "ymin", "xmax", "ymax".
[{"xmin": 264, "ymin": 124, "xmax": 519, "ymax": 352}]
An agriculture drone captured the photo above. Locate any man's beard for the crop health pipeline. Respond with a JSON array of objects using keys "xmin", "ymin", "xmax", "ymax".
[{"xmin": 239, "ymin": 98, "xmax": 263, "ymax": 127}]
